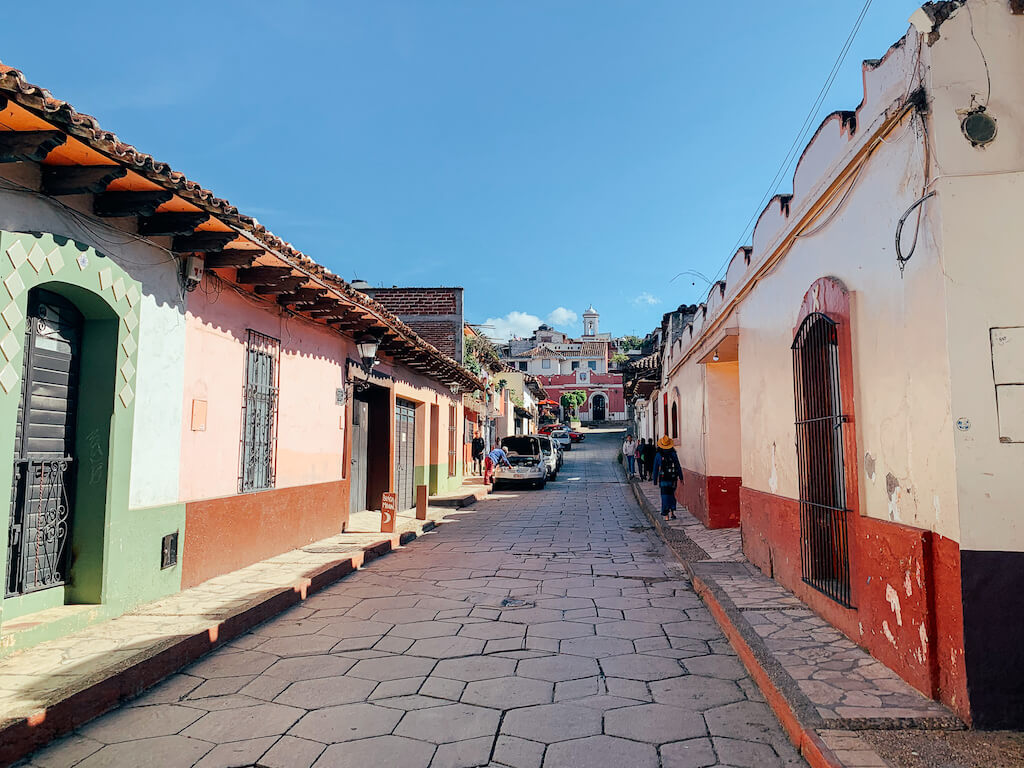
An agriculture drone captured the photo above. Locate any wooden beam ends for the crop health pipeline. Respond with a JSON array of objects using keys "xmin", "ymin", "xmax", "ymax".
[
  {"xmin": 42, "ymin": 165, "xmax": 127, "ymax": 196},
  {"xmin": 204, "ymin": 249, "xmax": 264, "ymax": 269},
  {"xmin": 172, "ymin": 231, "xmax": 238, "ymax": 253},
  {"xmin": 0, "ymin": 131, "xmax": 67, "ymax": 163},
  {"xmin": 137, "ymin": 212, "xmax": 210, "ymax": 237},
  {"xmin": 94, "ymin": 190, "xmax": 173, "ymax": 218},
  {"xmin": 234, "ymin": 266, "xmax": 294, "ymax": 284}
]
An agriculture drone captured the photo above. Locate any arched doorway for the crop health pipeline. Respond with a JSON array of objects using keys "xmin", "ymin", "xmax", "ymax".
[
  {"xmin": 592, "ymin": 393, "xmax": 607, "ymax": 421},
  {"xmin": 6, "ymin": 289, "xmax": 83, "ymax": 597}
]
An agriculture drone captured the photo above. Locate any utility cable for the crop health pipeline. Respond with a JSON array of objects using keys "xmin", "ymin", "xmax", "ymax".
[{"xmin": 707, "ymin": 0, "xmax": 875, "ymax": 285}]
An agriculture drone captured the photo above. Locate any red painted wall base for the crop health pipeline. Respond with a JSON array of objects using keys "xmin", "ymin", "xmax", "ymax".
[
  {"xmin": 739, "ymin": 485, "xmax": 969, "ymax": 722},
  {"xmin": 677, "ymin": 468, "xmax": 740, "ymax": 529},
  {"xmin": 182, "ymin": 480, "xmax": 349, "ymax": 589}
]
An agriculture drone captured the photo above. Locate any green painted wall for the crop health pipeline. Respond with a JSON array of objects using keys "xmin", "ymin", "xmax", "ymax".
[
  {"xmin": 415, "ymin": 462, "xmax": 465, "ymax": 496},
  {"xmin": 0, "ymin": 232, "xmax": 185, "ymax": 656}
]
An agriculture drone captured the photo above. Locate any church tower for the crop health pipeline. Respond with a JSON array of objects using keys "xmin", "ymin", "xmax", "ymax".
[{"xmin": 583, "ymin": 305, "xmax": 599, "ymax": 336}]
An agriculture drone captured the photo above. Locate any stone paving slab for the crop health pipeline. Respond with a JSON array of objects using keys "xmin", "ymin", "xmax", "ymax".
[
  {"xmin": 14, "ymin": 432, "xmax": 807, "ymax": 768},
  {"xmin": 0, "ymin": 504, "xmax": 457, "ymax": 765},
  {"xmin": 628, "ymin": 472, "xmax": 975, "ymax": 768}
]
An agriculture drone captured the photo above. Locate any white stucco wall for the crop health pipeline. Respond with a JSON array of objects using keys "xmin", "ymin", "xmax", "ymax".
[
  {"xmin": 925, "ymin": 0, "xmax": 1024, "ymax": 551},
  {"xmin": 0, "ymin": 171, "xmax": 185, "ymax": 510}
]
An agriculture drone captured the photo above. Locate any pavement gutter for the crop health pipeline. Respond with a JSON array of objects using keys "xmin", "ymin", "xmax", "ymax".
[{"xmin": 0, "ymin": 519, "xmax": 440, "ymax": 767}]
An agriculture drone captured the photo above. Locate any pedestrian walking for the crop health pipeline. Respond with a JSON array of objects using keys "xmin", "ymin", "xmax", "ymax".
[
  {"xmin": 652, "ymin": 435, "xmax": 682, "ymax": 520},
  {"xmin": 471, "ymin": 432, "xmax": 485, "ymax": 475},
  {"xmin": 635, "ymin": 438, "xmax": 648, "ymax": 480},
  {"xmin": 622, "ymin": 434, "xmax": 637, "ymax": 477},
  {"xmin": 642, "ymin": 438, "xmax": 657, "ymax": 482},
  {"xmin": 484, "ymin": 445, "xmax": 511, "ymax": 486}
]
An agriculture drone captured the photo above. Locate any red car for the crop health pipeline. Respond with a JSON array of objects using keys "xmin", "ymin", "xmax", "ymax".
[{"xmin": 540, "ymin": 424, "xmax": 585, "ymax": 442}]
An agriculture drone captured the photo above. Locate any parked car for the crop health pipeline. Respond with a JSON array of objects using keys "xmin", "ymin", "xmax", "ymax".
[
  {"xmin": 549, "ymin": 428, "xmax": 572, "ymax": 451},
  {"xmin": 565, "ymin": 428, "xmax": 584, "ymax": 443},
  {"xmin": 532, "ymin": 434, "xmax": 560, "ymax": 479},
  {"xmin": 538, "ymin": 424, "xmax": 560, "ymax": 435},
  {"xmin": 495, "ymin": 436, "xmax": 547, "ymax": 489}
]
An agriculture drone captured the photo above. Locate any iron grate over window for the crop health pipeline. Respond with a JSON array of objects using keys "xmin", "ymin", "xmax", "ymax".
[
  {"xmin": 239, "ymin": 330, "xmax": 280, "ymax": 493},
  {"xmin": 792, "ymin": 312, "xmax": 852, "ymax": 607}
]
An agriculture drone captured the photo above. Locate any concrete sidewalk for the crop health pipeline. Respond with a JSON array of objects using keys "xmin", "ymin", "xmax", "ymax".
[
  {"xmin": 628, "ymin": 478, "xmax": 964, "ymax": 768},
  {"xmin": 0, "ymin": 502, "xmax": 467, "ymax": 765}
]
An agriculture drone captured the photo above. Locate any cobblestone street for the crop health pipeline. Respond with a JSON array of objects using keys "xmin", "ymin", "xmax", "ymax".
[{"xmin": 20, "ymin": 431, "xmax": 803, "ymax": 768}]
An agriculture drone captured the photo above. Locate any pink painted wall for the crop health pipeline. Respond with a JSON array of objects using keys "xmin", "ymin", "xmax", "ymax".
[{"xmin": 179, "ymin": 279, "xmax": 352, "ymax": 502}]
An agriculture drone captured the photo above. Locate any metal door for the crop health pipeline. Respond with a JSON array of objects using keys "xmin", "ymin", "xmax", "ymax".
[
  {"xmin": 593, "ymin": 395, "xmax": 607, "ymax": 421},
  {"xmin": 6, "ymin": 290, "xmax": 82, "ymax": 597},
  {"xmin": 349, "ymin": 395, "xmax": 369, "ymax": 514},
  {"xmin": 395, "ymin": 399, "xmax": 416, "ymax": 510}
]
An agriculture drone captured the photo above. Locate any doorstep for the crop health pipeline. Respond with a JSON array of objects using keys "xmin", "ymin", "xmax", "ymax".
[
  {"xmin": 628, "ymin": 476, "xmax": 964, "ymax": 768},
  {"xmin": 429, "ymin": 477, "xmax": 490, "ymax": 508},
  {"xmin": 0, "ymin": 503, "xmax": 454, "ymax": 766}
]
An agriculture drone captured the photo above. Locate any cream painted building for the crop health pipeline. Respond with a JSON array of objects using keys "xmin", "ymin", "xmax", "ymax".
[{"xmin": 657, "ymin": 0, "xmax": 1024, "ymax": 728}]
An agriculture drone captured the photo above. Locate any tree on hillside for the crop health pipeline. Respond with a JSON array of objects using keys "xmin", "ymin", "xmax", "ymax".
[
  {"xmin": 619, "ymin": 335, "xmax": 643, "ymax": 350},
  {"xmin": 560, "ymin": 390, "xmax": 587, "ymax": 419}
]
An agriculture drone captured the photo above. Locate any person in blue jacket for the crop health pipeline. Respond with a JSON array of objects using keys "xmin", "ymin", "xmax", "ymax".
[{"xmin": 652, "ymin": 435, "xmax": 682, "ymax": 520}]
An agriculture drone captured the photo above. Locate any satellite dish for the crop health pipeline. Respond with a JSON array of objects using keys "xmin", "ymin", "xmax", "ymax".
[{"xmin": 961, "ymin": 108, "xmax": 997, "ymax": 147}]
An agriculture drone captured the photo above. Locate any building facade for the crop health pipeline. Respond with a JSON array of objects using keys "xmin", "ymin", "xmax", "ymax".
[
  {"xmin": 652, "ymin": 0, "xmax": 1024, "ymax": 727},
  {"xmin": 503, "ymin": 307, "xmax": 626, "ymax": 422},
  {"xmin": 0, "ymin": 63, "xmax": 480, "ymax": 654}
]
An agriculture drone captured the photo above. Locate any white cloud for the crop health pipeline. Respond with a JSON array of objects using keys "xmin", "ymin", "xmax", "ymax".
[
  {"xmin": 483, "ymin": 311, "xmax": 543, "ymax": 341},
  {"xmin": 632, "ymin": 292, "xmax": 661, "ymax": 307},
  {"xmin": 546, "ymin": 307, "xmax": 578, "ymax": 327},
  {"xmin": 482, "ymin": 307, "xmax": 580, "ymax": 341}
]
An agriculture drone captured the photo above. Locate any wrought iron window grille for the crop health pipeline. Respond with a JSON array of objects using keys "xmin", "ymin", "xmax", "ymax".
[
  {"xmin": 239, "ymin": 330, "xmax": 280, "ymax": 493},
  {"xmin": 792, "ymin": 312, "xmax": 853, "ymax": 607}
]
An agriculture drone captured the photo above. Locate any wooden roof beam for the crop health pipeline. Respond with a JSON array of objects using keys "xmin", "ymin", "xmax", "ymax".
[
  {"xmin": 0, "ymin": 131, "xmax": 66, "ymax": 163},
  {"xmin": 254, "ymin": 277, "xmax": 308, "ymax": 295},
  {"xmin": 277, "ymin": 288, "xmax": 326, "ymax": 305},
  {"xmin": 204, "ymin": 249, "xmax": 264, "ymax": 269},
  {"xmin": 42, "ymin": 165, "xmax": 127, "ymax": 195},
  {"xmin": 137, "ymin": 212, "xmax": 210, "ymax": 237},
  {"xmin": 94, "ymin": 190, "xmax": 173, "ymax": 217},
  {"xmin": 172, "ymin": 231, "xmax": 238, "ymax": 253},
  {"xmin": 235, "ymin": 266, "xmax": 294, "ymax": 284}
]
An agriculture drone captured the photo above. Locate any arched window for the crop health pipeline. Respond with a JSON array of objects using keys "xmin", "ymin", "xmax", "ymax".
[
  {"xmin": 671, "ymin": 401, "xmax": 678, "ymax": 439},
  {"xmin": 792, "ymin": 311, "xmax": 851, "ymax": 606}
]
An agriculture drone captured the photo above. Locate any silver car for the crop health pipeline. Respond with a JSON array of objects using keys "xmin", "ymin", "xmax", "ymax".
[
  {"xmin": 494, "ymin": 436, "xmax": 547, "ymax": 490},
  {"xmin": 532, "ymin": 434, "xmax": 560, "ymax": 480},
  {"xmin": 549, "ymin": 428, "xmax": 572, "ymax": 451}
]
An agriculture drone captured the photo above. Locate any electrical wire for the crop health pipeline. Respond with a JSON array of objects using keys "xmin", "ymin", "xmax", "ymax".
[
  {"xmin": 0, "ymin": 176, "xmax": 179, "ymax": 266},
  {"xmin": 707, "ymin": 0, "xmax": 876, "ymax": 285},
  {"xmin": 965, "ymin": 3, "xmax": 992, "ymax": 108},
  {"xmin": 895, "ymin": 191, "xmax": 936, "ymax": 274}
]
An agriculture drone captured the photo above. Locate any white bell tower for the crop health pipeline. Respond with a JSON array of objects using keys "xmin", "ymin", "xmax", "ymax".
[{"xmin": 583, "ymin": 305, "xmax": 599, "ymax": 336}]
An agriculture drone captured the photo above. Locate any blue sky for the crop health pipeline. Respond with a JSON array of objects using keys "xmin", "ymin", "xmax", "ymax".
[{"xmin": 3, "ymin": 0, "xmax": 921, "ymax": 340}]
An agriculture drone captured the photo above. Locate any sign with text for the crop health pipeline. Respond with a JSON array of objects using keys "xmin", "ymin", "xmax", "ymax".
[{"xmin": 380, "ymin": 492, "xmax": 397, "ymax": 533}]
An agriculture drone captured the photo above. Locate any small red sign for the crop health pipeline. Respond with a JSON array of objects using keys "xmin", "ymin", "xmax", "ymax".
[{"xmin": 381, "ymin": 492, "xmax": 397, "ymax": 533}]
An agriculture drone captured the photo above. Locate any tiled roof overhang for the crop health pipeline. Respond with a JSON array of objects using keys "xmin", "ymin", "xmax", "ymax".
[{"xmin": 0, "ymin": 63, "xmax": 482, "ymax": 393}]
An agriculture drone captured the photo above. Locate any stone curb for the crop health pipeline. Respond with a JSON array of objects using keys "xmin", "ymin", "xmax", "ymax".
[
  {"xmin": 0, "ymin": 521, "xmax": 438, "ymax": 767},
  {"xmin": 626, "ymin": 478, "xmax": 847, "ymax": 768}
]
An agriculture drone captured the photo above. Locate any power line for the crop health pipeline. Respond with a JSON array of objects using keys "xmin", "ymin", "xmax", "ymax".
[{"xmin": 709, "ymin": 0, "xmax": 875, "ymax": 284}]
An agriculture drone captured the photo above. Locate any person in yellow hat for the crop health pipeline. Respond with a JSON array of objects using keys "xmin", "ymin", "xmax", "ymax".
[{"xmin": 652, "ymin": 435, "xmax": 682, "ymax": 520}]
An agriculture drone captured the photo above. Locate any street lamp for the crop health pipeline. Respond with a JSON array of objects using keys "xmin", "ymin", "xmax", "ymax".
[
  {"xmin": 350, "ymin": 333, "xmax": 381, "ymax": 392},
  {"xmin": 356, "ymin": 333, "xmax": 380, "ymax": 373}
]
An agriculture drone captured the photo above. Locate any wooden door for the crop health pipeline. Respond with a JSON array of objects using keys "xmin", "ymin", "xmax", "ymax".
[
  {"xmin": 349, "ymin": 394, "xmax": 370, "ymax": 514},
  {"xmin": 395, "ymin": 399, "xmax": 416, "ymax": 510}
]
